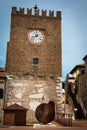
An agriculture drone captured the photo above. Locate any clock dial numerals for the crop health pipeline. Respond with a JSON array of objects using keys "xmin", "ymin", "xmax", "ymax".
[{"xmin": 29, "ymin": 30, "xmax": 44, "ymax": 44}]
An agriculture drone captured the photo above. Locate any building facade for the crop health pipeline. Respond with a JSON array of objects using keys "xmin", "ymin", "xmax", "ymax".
[
  {"xmin": 77, "ymin": 55, "xmax": 87, "ymax": 118},
  {"xmin": 4, "ymin": 6, "xmax": 62, "ymax": 124},
  {"xmin": 0, "ymin": 68, "xmax": 6, "ymax": 125},
  {"xmin": 65, "ymin": 55, "xmax": 87, "ymax": 119}
]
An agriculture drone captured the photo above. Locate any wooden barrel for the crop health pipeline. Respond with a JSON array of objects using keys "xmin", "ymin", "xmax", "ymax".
[{"xmin": 35, "ymin": 101, "xmax": 55, "ymax": 124}]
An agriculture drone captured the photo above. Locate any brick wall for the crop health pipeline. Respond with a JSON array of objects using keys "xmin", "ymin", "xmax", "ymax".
[{"xmin": 6, "ymin": 7, "xmax": 62, "ymax": 77}]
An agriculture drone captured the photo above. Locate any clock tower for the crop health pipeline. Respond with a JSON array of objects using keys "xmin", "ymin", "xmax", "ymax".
[
  {"xmin": 5, "ymin": 6, "xmax": 62, "ymax": 124},
  {"xmin": 6, "ymin": 6, "xmax": 62, "ymax": 77}
]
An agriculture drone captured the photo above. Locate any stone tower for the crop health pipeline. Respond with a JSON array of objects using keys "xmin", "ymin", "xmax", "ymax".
[
  {"xmin": 5, "ymin": 6, "xmax": 62, "ymax": 124},
  {"xmin": 6, "ymin": 6, "xmax": 62, "ymax": 76}
]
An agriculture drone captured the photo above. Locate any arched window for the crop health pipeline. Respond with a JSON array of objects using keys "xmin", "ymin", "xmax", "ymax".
[{"xmin": 0, "ymin": 89, "xmax": 3, "ymax": 99}]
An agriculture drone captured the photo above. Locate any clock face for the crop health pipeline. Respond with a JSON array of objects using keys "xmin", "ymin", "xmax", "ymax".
[{"xmin": 29, "ymin": 30, "xmax": 44, "ymax": 44}]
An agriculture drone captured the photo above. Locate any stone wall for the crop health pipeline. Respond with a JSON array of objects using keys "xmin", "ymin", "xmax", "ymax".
[{"xmin": 5, "ymin": 74, "xmax": 57, "ymax": 123}]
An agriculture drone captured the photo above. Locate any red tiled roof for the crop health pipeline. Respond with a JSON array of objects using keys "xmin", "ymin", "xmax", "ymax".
[{"xmin": 3, "ymin": 103, "xmax": 28, "ymax": 111}]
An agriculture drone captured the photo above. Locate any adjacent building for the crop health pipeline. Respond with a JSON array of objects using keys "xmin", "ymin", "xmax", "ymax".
[
  {"xmin": 76, "ymin": 55, "xmax": 87, "ymax": 118},
  {"xmin": 0, "ymin": 68, "xmax": 6, "ymax": 125},
  {"xmin": 65, "ymin": 55, "xmax": 87, "ymax": 119}
]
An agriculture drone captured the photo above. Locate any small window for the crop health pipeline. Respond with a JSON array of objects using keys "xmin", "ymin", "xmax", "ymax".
[
  {"xmin": 33, "ymin": 58, "xmax": 38, "ymax": 65},
  {"xmin": 81, "ymin": 70, "xmax": 84, "ymax": 75},
  {"xmin": 0, "ymin": 89, "xmax": 3, "ymax": 99}
]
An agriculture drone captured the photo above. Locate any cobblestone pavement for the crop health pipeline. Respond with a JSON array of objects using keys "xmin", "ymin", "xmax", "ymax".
[{"xmin": 0, "ymin": 120, "xmax": 87, "ymax": 130}]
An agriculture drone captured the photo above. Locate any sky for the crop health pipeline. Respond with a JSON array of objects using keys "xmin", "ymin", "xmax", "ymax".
[{"xmin": 0, "ymin": 0, "xmax": 87, "ymax": 81}]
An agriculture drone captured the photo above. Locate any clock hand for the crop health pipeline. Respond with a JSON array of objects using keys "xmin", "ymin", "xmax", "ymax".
[{"xmin": 35, "ymin": 34, "xmax": 38, "ymax": 37}]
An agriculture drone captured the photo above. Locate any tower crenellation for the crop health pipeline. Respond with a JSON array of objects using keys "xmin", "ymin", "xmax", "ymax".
[
  {"xmin": 56, "ymin": 11, "xmax": 61, "ymax": 18},
  {"xmin": 11, "ymin": 6, "xmax": 61, "ymax": 18},
  {"xmin": 49, "ymin": 10, "xmax": 54, "ymax": 17},
  {"xmin": 12, "ymin": 7, "xmax": 17, "ymax": 14},
  {"xmin": 42, "ymin": 10, "xmax": 47, "ymax": 17},
  {"xmin": 27, "ymin": 8, "xmax": 32, "ymax": 16},
  {"xmin": 20, "ymin": 7, "xmax": 24, "ymax": 14}
]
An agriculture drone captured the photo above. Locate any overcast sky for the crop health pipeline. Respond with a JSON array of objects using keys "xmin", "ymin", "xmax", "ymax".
[{"xmin": 0, "ymin": 0, "xmax": 87, "ymax": 81}]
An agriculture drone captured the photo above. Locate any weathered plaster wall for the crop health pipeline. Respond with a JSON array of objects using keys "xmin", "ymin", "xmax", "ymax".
[{"xmin": 5, "ymin": 75, "xmax": 57, "ymax": 123}]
